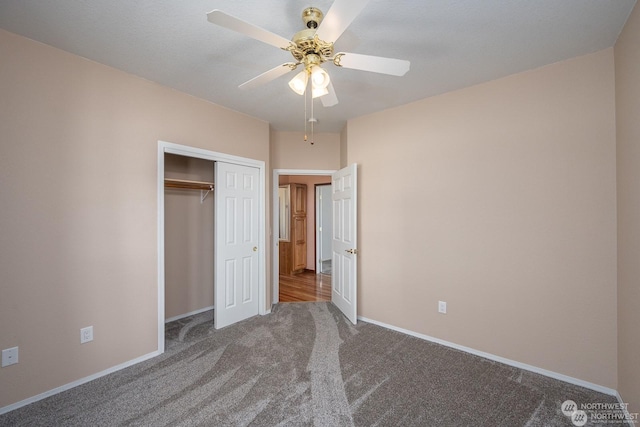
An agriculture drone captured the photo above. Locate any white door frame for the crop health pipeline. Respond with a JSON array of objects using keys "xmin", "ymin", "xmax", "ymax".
[
  {"xmin": 158, "ymin": 140, "xmax": 267, "ymax": 353},
  {"xmin": 272, "ymin": 169, "xmax": 337, "ymax": 304}
]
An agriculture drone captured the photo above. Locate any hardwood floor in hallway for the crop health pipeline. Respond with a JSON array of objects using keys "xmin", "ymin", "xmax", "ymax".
[{"xmin": 279, "ymin": 270, "xmax": 331, "ymax": 302}]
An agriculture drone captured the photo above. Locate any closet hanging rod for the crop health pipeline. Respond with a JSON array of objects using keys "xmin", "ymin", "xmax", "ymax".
[{"xmin": 164, "ymin": 178, "xmax": 214, "ymax": 191}]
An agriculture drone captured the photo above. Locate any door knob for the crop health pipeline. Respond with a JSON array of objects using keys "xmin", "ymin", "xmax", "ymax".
[
  {"xmin": 253, "ymin": 247, "xmax": 258, "ymax": 252},
  {"xmin": 345, "ymin": 248, "xmax": 358, "ymax": 255}
]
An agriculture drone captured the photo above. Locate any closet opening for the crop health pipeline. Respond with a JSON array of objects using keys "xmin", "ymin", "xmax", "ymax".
[
  {"xmin": 158, "ymin": 141, "xmax": 267, "ymax": 353},
  {"xmin": 163, "ymin": 154, "xmax": 215, "ymax": 327}
]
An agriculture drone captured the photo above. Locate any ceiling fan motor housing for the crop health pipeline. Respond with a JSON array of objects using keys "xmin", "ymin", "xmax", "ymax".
[{"xmin": 289, "ymin": 7, "xmax": 334, "ymax": 64}]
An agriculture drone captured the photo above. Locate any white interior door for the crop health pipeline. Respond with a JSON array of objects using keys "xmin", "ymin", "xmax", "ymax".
[
  {"xmin": 331, "ymin": 164, "xmax": 358, "ymax": 324},
  {"xmin": 214, "ymin": 161, "xmax": 259, "ymax": 329},
  {"xmin": 316, "ymin": 184, "xmax": 332, "ymax": 273}
]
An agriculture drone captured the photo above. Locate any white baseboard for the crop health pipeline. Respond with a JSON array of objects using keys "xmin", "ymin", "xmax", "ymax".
[
  {"xmin": 165, "ymin": 305, "xmax": 214, "ymax": 323},
  {"xmin": 0, "ymin": 350, "xmax": 161, "ymax": 416},
  {"xmin": 166, "ymin": 305, "xmax": 270, "ymax": 324},
  {"xmin": 358, "ymin": 315, "xmax": 618, "ymax": 397}
]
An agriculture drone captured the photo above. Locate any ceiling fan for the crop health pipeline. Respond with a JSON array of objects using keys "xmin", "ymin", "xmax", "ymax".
[{"xmin": 206, "ymin": 0, "xmax": 411, "ymax": 108}]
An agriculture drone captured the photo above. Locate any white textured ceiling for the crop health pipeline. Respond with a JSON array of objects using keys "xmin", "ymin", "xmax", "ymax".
[{"xmin": 0, "ymin": 0, "xmax": 635, "ymax": 132}]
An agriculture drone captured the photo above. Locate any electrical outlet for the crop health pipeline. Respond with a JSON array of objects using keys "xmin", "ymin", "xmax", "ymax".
[
  {"xmin": 438, "ymin": 301, "xmax": 447, "ymax": 314},
  {"xmin": 80, "ymin": 326, "xmax": 93, "ymax": 344},
  {"xmin": 2, "ymin": 347, "xmax": 19, "ymax": 367}
]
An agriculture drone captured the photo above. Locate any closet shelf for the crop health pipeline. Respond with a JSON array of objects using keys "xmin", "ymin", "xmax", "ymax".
[
  {"xmin": 165, "ymin": 178, "xmax": 214, "ymax": 203},
  {"xmin": 164, "ymin": 178, "xmax": 214, "ymax": 191}
]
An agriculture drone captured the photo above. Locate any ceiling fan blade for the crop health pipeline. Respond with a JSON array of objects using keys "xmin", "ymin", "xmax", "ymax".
[
  {"xmin": 239, "ymin": 63, "xmax": 297, "ymax": 90},
  {"xmin": 207, "ymin": 10, "xmax": 292, "ymax": 49},
  {"xmin": 334, "ymin": 52, "xmax": 410, "ymax": 76},
  {"xmin": 320, "ymin": 81, "xmax": 339, "ymax": 107},
  {"xmin": 314, "ymin": 0, "xmax": 371, "ymax": 43}
]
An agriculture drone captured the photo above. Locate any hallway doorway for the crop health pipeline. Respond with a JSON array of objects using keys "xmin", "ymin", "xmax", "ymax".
[{"xmin": 273, "ymin": 170, "xmax": 335, "ymax": 304}]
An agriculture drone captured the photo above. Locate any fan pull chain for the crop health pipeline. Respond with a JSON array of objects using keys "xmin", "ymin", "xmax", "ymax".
[
  {"xmin": 310, "ymin": 92, "xmax": 314, "ymax": 145},
  {"xmin": 303, "ymin": 74, "xmax": 308, "ymax": 142}
]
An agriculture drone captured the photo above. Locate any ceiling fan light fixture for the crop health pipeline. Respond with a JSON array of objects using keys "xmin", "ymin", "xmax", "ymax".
[
  {"xmin": 310, "ymin": 65, "xmax": 330, "ymax": 89},
  {"xmin": 288, "ymin": 70, "xmax": 308, "ymax": 95},
  {"xmin": 312, "ymin": 86, "xmax": 328, "ymax": 98},
  {"xmin": 209, "ymin": 4, "xmax": 412, "ymax": 134}
]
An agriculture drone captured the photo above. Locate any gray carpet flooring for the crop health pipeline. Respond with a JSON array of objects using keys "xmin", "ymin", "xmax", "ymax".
[{"xmin": 0, "ymin": 302, "xmax": 624, "ymax": 426}]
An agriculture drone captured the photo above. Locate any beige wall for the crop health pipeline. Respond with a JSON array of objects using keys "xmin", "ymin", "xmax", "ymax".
[
  {"xmin": 346, "ymin": 49, "xmax": 618, "ymax": 388},
  {"xmin": 279, "ymin": 175, "xmax": 332, "ymax": 270},
  {"xmin": 615, "ymin": 2, "xmax": 640, "ymax": 414},
  {"xmin": 270, "ymin": 131, "xmax": 340, "ymax": 170},
  {"xmin": 164, "ymin": 155, "xmax": 214, "ymax": 320},
  {"xmin": 0, "ymin": 29, "xmax": 269, "ymax": 408},
  {"xmin": 340, "ymin": 125, "xmax": 348, "ymax": 169}
]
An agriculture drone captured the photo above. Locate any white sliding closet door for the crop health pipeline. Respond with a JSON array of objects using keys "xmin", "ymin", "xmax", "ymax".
[{"xmin": 214, "ymin": 161, "xmax": 260, "ymax": 329}]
